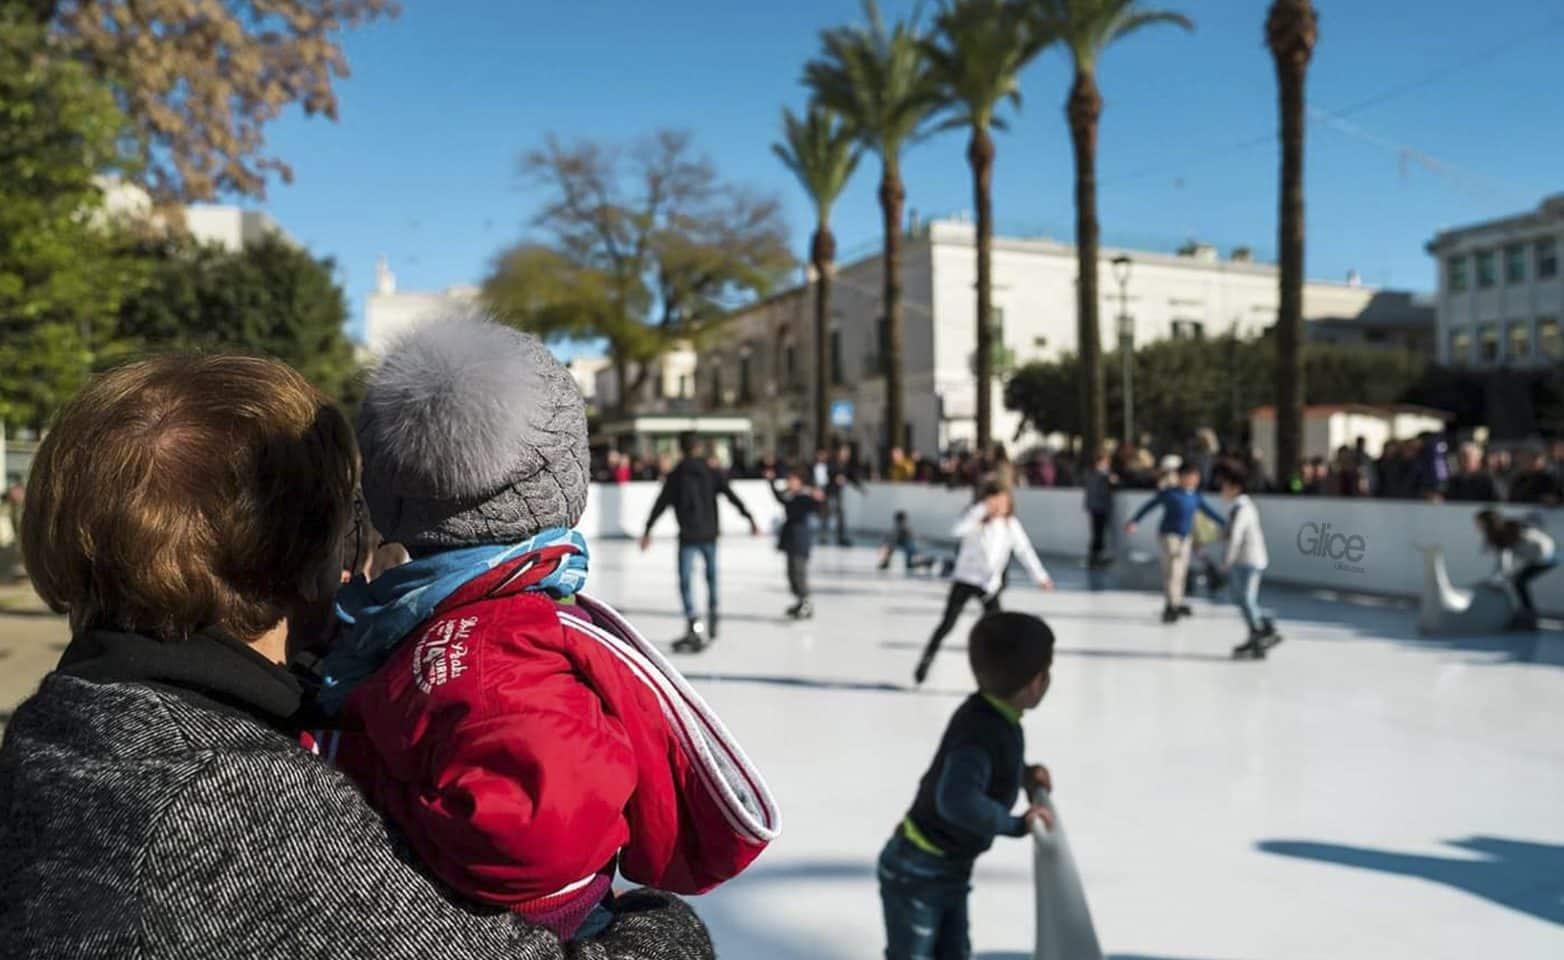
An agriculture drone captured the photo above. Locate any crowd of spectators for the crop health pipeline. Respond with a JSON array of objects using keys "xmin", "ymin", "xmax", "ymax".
[
  {"xmin": 1295, "ymin": 436, "xmax": 1563, "ymax": 505},
  {"xmin": 591, "ymin": 432, "xmax": 1563, "ymax": 507}
]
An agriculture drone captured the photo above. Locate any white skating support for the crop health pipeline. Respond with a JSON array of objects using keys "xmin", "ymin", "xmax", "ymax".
[{"xmin": 1416, "ymin": 544, "xmax": 1515, "ymax": 636}]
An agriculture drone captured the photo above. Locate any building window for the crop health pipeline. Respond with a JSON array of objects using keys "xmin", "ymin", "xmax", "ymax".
[
  {"xmin": 1504, "ymin": 243, "xmax": 1527, "ymax": 285},
  {"xmin": 1477, "ymin": 323, "xmax": 1499, "ymax": 364},
  {"xmin": 1447, "ymin": 255, "xmax": 1468, "ymax": 293},
  {"xmin": 709, "ymin": 368, "xmax": 722, "ymax": 408},
  {"xmin": 1538, "ymin": 238, "xmax": 1558, "ymax": 279},
  {"xmin": 1449, "ymin": 328, "xmax": 1471, "ymax": 365},
  {"xmin": 738, "ymin": 351, "xmax": 753, "ymax": 404},
  {"xmin": 1507, "ymin": 321, "xmax": 1531, "ymax": 362},
  {"xmin": 1475, "ymin": 250, "xmax": 1496, "ymax": 289},
  {"xmin": 830, "ymin": 328, "xmax": 844, "ymax": 385},
  {"xmin": 1539, "ymin": 316, "xmax": 1561, "ymax": 360},
  {"xmin": 1170, "ymin": 319, "xmax": 1205, "ymax": 340},
  {"xmin": 783, "ymin": 343, "xmax": 797, "ymax": 386}
]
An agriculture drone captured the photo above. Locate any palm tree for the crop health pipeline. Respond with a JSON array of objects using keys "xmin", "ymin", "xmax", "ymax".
[
  {"xmin": 924, "ymin": 0, "xmax": 1055, "ymax": 451},
  {"xmin": 1267, "ymin": 0, "xmax": 1317, "ymax": 491},
  {"xmin": 773, "ymin": 105, "xmax": 862, "ymax": 453},
  {"xmin": 1026, "ymin": 0, "xmax": 1190, "ymax": 462},
  {"xmin": 805, "ymin": 0, "xmax": 941, "ymax": 462}
]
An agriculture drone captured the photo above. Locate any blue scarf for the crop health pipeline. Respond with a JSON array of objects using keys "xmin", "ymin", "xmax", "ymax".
[{"xmin": 318, "ymin": 529, "xmax": 589, "ymax": 715}]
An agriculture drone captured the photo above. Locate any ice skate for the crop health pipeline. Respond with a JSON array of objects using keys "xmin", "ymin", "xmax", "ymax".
[{"xmin": 672, "ymin": 617, "xmax": 707, "ymax": 654}]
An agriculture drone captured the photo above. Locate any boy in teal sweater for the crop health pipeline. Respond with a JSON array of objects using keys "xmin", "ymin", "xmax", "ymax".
[{"xmin": 879, "ymin": 612, "xmax": 1056, "ymax": 959}]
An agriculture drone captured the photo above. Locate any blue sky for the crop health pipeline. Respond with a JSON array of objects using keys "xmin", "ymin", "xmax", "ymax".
[{"xmin": 255, "ymin": 0, "xmax": 1564, "ymax": 341}]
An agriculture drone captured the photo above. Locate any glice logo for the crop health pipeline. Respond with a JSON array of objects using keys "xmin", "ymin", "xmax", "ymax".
[{"xmin": 1296, "ymin": 521, "xmax": 1367, "ymax": 573}]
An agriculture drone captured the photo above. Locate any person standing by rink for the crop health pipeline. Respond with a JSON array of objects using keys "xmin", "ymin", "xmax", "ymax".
[
  {"xmin": 880, "ymin": 612, "xmax": 1057, "ymax": 960},
  {"xmin": 824, "ymin": 443, "xmax": 864, "ymax": 546},
  {"xmin": 768, "ymin": 467, "xmax": 824, "ymax": 619},
  {"xmin": 1082, "ymin": 453, "xmax": 1115, "ymax": 568},
  {"xmin": 641, "ymin": 432, "xmax": 760, "ymax": 652},
  {"xmin": 913, "ymin": 482, "xmax": 1054, "ymax": 686},
  {"xmin": 1125, "ymin": 462, "xmax": 1227, "ymax": 624},
  {"xmin": 1475, "ymin": 508, "xmax": 1558, "ymax": 630},
  {"xmin": 1216, "ymin": 466, "xmax": 1281, "ymax": 658}
]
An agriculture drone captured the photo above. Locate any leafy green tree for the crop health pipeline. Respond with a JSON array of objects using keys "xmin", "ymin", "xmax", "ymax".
[
  {"xmin": 805, "ymin": 0, "xmax": 942, "ymax": 458},
  {"xmin": 1008, "ymin": 337, "xmax": 1428, "ymax": 453},
  {"xmin": 772, "ymin": 103, "xmax": 861, "ymax": 451},
  {"xmin": 924, "ymin": 0, "xmax": 1054, "ymax": 450},
  {"xmin": 113, "ymin": 234, "xmax": 360, "ymax": 402},
  {"xmin": 484, "ymin": 131, "xmax": 792, "ymax": 416},
  {"xmin": 0, "ymin": 10, "xmax": 142, "ymax": 431},
  {"xmin": 1021, "ymin": 0, "xmax": 1191, "ymax": 462}
]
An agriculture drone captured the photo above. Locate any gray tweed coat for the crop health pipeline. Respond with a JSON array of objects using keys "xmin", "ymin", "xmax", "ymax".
[{"xmin": 0, "ymin": 667, "xmax": 713, "ymax": 960}]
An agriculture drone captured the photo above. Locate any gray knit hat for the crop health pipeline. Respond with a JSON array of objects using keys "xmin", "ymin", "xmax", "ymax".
[{"xmin": 355, "ymin": 313, "xmax": 589, "ymax": 550}]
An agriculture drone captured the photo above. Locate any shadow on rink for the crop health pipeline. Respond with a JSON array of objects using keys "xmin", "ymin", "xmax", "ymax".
[
  {"xmin": 680, "ymin": 672, "xmax": 906, "ymax": 694},
  {"xmin": 1259, "ymin": 836, "xmax": 1564, "ymax": 926}
]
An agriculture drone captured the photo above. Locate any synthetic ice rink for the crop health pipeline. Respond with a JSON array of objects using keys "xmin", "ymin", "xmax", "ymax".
[{"xmin": 597, "ymin": 536, "xmax": 1564, "ymax": 960}]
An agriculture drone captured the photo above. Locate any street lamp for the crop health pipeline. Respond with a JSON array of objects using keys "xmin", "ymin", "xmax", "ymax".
[{"xmin": 1111, "ymin": 255, "xmax": 1134, "ymax": 446}]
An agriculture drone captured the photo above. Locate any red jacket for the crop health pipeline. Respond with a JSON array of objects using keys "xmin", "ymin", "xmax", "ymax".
[{"xmin": 316, "ymin": 551, "xmax": 778, "ymax": 918}]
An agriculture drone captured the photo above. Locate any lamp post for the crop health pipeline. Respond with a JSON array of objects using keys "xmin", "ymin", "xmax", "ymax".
[{"xmin": 1111, "ymin": 255, "xmax": 1134, "ymax": 445}]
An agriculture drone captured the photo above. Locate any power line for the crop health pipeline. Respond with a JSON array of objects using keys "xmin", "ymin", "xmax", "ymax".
[{"xmin": 1099, "ymin": 14, "xmax": 1564, "ymax": 189}]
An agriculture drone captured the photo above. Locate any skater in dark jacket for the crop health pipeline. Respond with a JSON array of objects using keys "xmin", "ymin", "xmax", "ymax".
[
  {"xmin": 768, "ymin": 468, "xmax": 824, "ymax": 619},
  {"xmin": 641, "ymin": 433, "xmax": 759, "ymax": 650},
  {"xmin": 879, "ymin": 612, "xmax": 1057, "ymax": 960}
]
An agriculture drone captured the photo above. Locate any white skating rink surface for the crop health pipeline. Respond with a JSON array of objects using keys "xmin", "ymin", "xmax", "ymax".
[{"xmin": 595, "ymin": 537, "xmax": 1564, "ymax": 960}]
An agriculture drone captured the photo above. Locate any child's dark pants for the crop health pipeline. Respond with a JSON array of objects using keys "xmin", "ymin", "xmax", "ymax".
[
  {"xmin": 786, "ymin": 552, "xmax": 809, "ymax": 600},
  {"xmin": 878, "ymin": 832, "xmax": 973, "ymax": 960}
]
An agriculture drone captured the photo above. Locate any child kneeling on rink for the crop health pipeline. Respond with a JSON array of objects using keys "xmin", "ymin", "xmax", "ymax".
[{"xmin": 879, "ymin": 612, "xmax": 1057, "ymax": 960}]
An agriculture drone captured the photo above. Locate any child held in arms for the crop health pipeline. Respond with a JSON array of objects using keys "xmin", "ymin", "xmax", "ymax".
[
  {"xmin": 315, "ymin": 314, "xmax": 778, "ymax": 940},
  {"xmin": 880, "ymin": 612, "xmax": 1057, "ymax": 960}
]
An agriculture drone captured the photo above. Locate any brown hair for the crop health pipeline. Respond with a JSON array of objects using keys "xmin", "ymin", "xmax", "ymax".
[
  {"xmin": 21, "ymin": 355, "xmax": 359, "ymax": 642},
  {"xmin": 969, "ymin": 612, "xmax": 1055, "ymax": 697},
  {"xmin": 1475, "ymin": 508, "xmax": 1523, "ymax": 551}
]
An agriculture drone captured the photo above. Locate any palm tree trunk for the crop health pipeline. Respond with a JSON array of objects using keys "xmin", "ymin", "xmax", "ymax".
[
  {"xmin": 969, "ymin": 126, "xmax": 996, "ymax": 453},
  {"xmin": 1269, "ymin": 0, "xmax": 1317, "ymax": 491},
  {"xmin": 879, "ymin": 163, "xmax": 906, "ymax": 464},
  {"xmin": 613, "ymin": 354, "xmax": 634, "ymax": 418},
  {"xmin": 1068, "ymin": 69, "xmax": 1106, "ymax": 464},
  {"xmin": 811, "ymin": 224, "xmax": 836, "ymax": 453}
]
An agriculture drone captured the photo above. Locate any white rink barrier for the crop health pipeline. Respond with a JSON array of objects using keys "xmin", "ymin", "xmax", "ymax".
[{"xmin": 837, "ymin": 482, "xmax": 1564, "ymax": 619}]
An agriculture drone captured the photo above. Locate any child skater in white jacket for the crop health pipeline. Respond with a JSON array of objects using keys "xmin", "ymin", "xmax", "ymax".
[
  {"xmin": 1217, "ymin": 464, "xmax": 1282, "ymax": 659},
  {"xmin": 914, "ymin": 482, "xmax": 1054, "ymax": 685}
]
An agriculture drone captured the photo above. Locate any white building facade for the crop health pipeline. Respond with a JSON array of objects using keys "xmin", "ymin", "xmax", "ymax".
[
  {"xmin": 362, "ymin": 257, "xmax": 481, "ymax": 354},
  {"xmin": 705, "ymin": 219, "xmax": 1380, "ymax": 457},
  {"xmin": 1426, "ymin": 194, "xmax": 1564, "ymax": 369},
  {"xmin": 97, "ymin": 179, "xmax": 291, "ymax": 251}
]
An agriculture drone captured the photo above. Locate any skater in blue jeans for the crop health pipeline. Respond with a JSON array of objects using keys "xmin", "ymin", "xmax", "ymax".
[
  {"xmin": 880, "ymin": 612, "xmax": 1057, "ymax": 959},
  {"xmin": 1216, "ymin": 466, "xmax": 1282, "ymax": 658},
  {"xmin": 641, "ymin": 432, "xmax": 759, "ymax": 652}
]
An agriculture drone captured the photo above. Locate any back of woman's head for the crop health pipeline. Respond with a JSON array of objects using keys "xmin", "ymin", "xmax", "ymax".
[
  {"xmin": 21, "ymin": 354, "xmax": 359, "ymax": 642},
  {"xmin": 1474, "ymin": 508, "xmax": 1522, "ymax": 549}
]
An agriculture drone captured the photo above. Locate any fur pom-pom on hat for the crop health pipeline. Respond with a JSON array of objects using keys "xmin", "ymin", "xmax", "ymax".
[{"xmin": 356, "ymin": 313, "xmax": 589, "ymax": 549}]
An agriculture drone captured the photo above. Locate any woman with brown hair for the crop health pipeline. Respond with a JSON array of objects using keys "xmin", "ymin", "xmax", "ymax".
[
  {"xmin": 0, "ymin": 355, "xmax": 709, "ymax": 959},
  {"xmin": 1475, "ymin": 508, "xmax": 1558, "ymax": 630}
]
